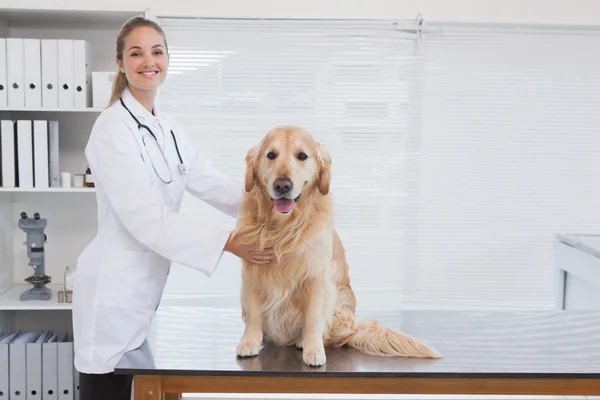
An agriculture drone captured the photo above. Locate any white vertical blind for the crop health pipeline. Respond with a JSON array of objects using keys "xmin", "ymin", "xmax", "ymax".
[
  {"xmin": 156, "ymin": 17, "xmax": 600, "ymax": 310},
  {"xmin": 403, "ymin": 25, "xmax": 600, "ymax": 309},
  {"xmin": 157, "ymin": 18, "xmax": 422, "ymax": 304}
]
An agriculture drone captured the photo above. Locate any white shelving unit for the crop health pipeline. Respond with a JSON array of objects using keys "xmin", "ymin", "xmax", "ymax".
[{"xmin": 0, "ymin": 4, "xmax": 144, "ymax": 353}]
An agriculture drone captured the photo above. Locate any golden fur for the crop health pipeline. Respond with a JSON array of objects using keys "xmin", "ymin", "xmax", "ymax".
[{"xmin": 232, "ymin": 125, "xmax": 442, "ymax": 366}]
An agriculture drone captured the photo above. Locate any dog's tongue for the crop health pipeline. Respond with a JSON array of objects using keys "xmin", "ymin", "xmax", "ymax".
[{"xmin": 274, "ymin": 198, "xmax": 294, "ymax": 213}]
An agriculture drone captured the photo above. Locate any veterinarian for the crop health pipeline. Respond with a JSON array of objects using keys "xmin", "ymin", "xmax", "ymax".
[{"xmin": 71, "ymin": 15, "xmax": 275, "ymax": 400}]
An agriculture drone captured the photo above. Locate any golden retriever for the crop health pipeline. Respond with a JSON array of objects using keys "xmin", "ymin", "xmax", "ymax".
[{"xmin": 232, "ymin": 125, "xmax": 442, "ymax": 366}]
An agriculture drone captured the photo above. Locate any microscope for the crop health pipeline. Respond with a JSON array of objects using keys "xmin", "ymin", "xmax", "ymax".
[{"xmin": 18, "ymin": 212, "xmax": 52, "ymax": 301}]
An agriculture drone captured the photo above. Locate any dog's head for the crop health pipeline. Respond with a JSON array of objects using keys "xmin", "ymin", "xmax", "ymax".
[{"xmin": 244, "ymin": 126, "xmax": 331, "ymax": 216}]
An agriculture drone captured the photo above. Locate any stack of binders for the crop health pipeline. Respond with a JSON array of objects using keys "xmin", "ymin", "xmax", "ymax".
[
  {"xmin": 0, "ymin": 330, "xmax": 79, "ymax": 399},
  {"xmin": 0, "ymin": 38, "xmax": 92, "ymax": 109},
  {"xmin": 0, "ymin": 119, "xmax": 60, "ymax": 189}
]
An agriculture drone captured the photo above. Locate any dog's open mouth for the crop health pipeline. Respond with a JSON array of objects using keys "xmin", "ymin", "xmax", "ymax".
[{"xmin": 272, "ymin": 194, "xmax": 301, "ymax": 214}]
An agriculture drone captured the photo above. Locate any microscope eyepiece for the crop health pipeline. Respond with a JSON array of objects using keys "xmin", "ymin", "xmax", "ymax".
[
  {"xmin": 34, "ymin": 213, "xmax": 40, "ymax": 220},
  {"xmin": 20, "ymin": 212, "xmax": 27, "ymax": 219}
]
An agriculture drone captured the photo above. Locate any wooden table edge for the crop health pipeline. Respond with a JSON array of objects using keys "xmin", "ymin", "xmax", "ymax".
[{"xmin": 133, "ymin": 374, "xmax": 600, "ymax": 398}]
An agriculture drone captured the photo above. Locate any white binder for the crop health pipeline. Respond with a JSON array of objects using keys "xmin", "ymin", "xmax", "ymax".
[
  {"xmin": 16, "ymin": 120, "xmax": 34, "ymax": 188},
  {"xmin": 73, "ymin": 40, "xmax": 91, "ymax": 108},
  {"xmin": 48, "ymin": 120, "xmax": 60, "ymax": 187},
  {"xmin": 0, "ymin": 332, "xmax": 18, "ymax": 398},
  {"xmin": 57, "ymin": 333, "xmax": 74, "ymax": 400},
  {"xmin": 10, "ymin": 332, "xmax": 42, "ymax": 399},
  {"xmin": 6, "ymin": 38, "xmax": 24, "ymax": 108},
  {"xmin": 57, "ymin": 39, "xmax": 74, "ymax": 109},
  {"xmin": 1, "ymin": 120, "xmax": 15, "ymax": 188},
  {"xmin": 0, "ymin": 39, "xmax": 7, "ymax": 107},
  {"xmin": 42, "ymin": 333, "xmax": 58, "ymax": 400},
  {"xmin": 24, "ymin": 38, "xmax": 42, "ymax": 108},
  {"xmin": 41, "ymin": 39, "xmax": 58, "ymax": 108},
  {"xmin": 26, "ymin": 331, "xmax": 47, "ymax": 400},
  {"xmin": 33, "ymin": 120, "xmax": 49, "ymax": 188}
]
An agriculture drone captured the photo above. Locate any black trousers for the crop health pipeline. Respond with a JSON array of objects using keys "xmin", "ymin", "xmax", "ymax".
[{"xmin": 79, "ymin": 372, "xmax": 133, "ymax": 400}]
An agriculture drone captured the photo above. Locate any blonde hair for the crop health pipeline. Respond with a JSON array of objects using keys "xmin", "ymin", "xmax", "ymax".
[{"xmin": 108, "ymin": 16, "xmax": 169, "ymax": 107}]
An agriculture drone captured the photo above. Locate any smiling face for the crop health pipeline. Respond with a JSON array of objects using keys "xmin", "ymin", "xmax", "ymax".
[
  {"xmin": 117, "ymin": 26, "xmax": 169, "ymax": 95},
  {"xmin": 245, "ymin": 126, "xmax": 331, "ymax": 216}
]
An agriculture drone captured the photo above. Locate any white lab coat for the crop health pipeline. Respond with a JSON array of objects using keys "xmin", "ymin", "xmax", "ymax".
[{"xmin": 72, "ymin": 87, "xmax": 243, "ymax": 374}]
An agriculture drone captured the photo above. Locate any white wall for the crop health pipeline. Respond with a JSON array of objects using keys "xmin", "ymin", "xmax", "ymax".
[{"xmin": 3, "ymin": 0, "xmax": 600, "ymax": 26}]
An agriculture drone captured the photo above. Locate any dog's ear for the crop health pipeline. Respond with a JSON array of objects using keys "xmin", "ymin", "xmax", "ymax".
[
  {"xmin": 244, "ymin": 145, "xmax": 258, "ymax": 193},
  {"xmin": 316, "ymin": 142, "xmax": 331, "ymax": 195}
]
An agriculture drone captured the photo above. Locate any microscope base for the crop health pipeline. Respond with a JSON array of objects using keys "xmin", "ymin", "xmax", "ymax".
[{"xmin": 20, "ymin": 286, "xmax": 52, "ymax": 301}]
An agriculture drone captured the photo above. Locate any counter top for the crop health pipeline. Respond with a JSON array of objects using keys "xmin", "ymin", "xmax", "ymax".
[{"xmin": 114, "ymin": 306, "xmax": 600, "ymax": 378}]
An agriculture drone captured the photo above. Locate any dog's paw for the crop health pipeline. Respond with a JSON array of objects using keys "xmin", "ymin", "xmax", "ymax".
[
  {"xmin": 302, "ymin": 345, "xmax": 326, "ymax": 367},
  {"xmin": 236, "ymin": 335, "xmax": 261, "ymax": 357}
]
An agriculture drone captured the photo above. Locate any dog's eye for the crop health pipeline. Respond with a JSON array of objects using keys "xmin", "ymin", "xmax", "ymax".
[
  {"xmin": 267, "ymin": 152, "xmax": 277, "ymax": 160},
  {"xmin": 297, "ymin": 152, "xmax": 308, "ymax": 161}
]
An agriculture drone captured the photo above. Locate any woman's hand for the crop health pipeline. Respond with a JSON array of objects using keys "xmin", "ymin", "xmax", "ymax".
[{"xmin": 224, "ymin": 233, "xmax": 275, "ymax": 265}]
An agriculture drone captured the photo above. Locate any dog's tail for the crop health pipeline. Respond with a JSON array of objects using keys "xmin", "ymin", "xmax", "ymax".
[{"xmin": 330, "ymin": 315, "xmax": 442, "ymax": 359}]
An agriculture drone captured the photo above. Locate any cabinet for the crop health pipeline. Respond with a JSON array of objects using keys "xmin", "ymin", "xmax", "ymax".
[{"xmin": 0, "ymin": 6, "xmax": 145, "ymax": 391}]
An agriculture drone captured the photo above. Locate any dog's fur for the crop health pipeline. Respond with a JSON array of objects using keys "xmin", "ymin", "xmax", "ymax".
[{"xmin": 232, "ymin": 125, "xmax": 442, "ymax": 366}]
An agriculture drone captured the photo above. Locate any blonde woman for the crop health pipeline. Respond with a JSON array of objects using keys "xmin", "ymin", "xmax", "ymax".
[{"xmin": 72, "ymin": 16, "xmax": 274, "ymax": 399}]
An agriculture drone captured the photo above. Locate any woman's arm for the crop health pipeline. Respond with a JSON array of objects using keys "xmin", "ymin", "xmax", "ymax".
[{"xmin": 184, "ymin": 147, "xmax": 244, "ymax": 218}]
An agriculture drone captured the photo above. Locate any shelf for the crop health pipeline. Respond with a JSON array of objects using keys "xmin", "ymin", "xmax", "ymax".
[
  {"xmin": 0, "ymin": 8, "xmax": 144, "ymax": 25},
  {"xmin": 0, "ymin": 107, "xmax": 104, "ymax": 113},
  {"xmin": 0, "ymin": 284, "xmax": 71, "ymax": 310},
  {"xmin": 0, "ymin": 188, "xmax": 96, "ymax": 193}
]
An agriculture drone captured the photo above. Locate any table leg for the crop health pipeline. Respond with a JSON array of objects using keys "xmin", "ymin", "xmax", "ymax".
[{"xmin": 134, "ymin": 375, "xmax": 162, "ymax": 400}]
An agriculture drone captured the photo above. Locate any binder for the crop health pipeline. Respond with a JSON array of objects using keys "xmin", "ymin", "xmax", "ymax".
[
  {"xmin": 1, "ymin": 120, "xmax": 16, "ymax": 188},
  {"xmin": 10, "ymin": 331, "xmax": 42, "ymax": 399},
  {"xmin": 42, "ymin": 332, "xmax": 58, "ymax": 400},
  {"xmin": 0, "ymin": 39, "xmax": 7, "ymax": 107},
  {"xmin": 73, "ymin": 362, "xmax": 79, "ymax": 400},
  {"xmin": 6, "ymin": 38, "xmax": 24, "ymax": 108},
  {"xmin": 57, "ymin": 40, "xmax": 74, "ymax": 109},
  {"xmin": 41, "ymin": 39, "xmax": 58, "ymax": 108},
  {"xmin": 33, "ymin": 120, "xmax": 49, "ymax": 188},
  {"xmin": 24, "ymin": 39, "xmax": 42, "ymax": 108},
  {"xmin": 16, "ymin": 120, "xmax": 34, "ymax": 188},
  {"xmin": 0, "ymin": 332, "xmax": 19, "ymax": 398},
  {"xmin": 26, "ymin": 331, "xmax": 48, "ymax": 400},
  {"xmin": 48, "ymin": 120, "xmax": 59, "ymax": 187},
  {"xmin": 73, "ymin": 40, "xmax": 91, "ymax": 109},
  {"xmin": 57, "ymin": 332, "xmax": 73, "ymax": 400}
]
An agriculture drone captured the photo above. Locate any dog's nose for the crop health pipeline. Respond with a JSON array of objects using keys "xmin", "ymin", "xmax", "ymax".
[{"xmin": 273, "ymin": 178, "xmax": 293, "ymax": 194}]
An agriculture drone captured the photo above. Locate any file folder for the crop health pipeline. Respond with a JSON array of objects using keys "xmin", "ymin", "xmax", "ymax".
[
  {"xmin": 6, "ymin": 38, "xmax": 24, "ymax": 107},
  {"xmin": 33, "ymin": 120, "xmax": 49, "ymax": 188},
  {"xmin": 1, "ymin": 120, "xmax": 15, "ymax": 188},
  {"xmin": 48, "ymin": 120, "xmax": 59, "ymax": 187},
  {"xmin": 16, "ymin": 120, "xmax": 34, "ymax": 188},
  {"xmin": 0, "ymin": 332, "xmax": 19, "ymax": 398},
  {"xmin": 57, "ymin": 40, "xmax": 74, "ymax": 109},
  {"xmin": 26, "ymin": 331, "xmax": 48, "ymax": 400},
  {"xmin": 42, "ymin": 332, "xmax": 58, "ymax": 400},
  {"xmin": 41, "ymin": 39, "xmax": 58, "ymax": 109},
  {"xmin": 0, "ymin": 39, "xmax": 7, "ymax": 107},
  {"xmin": 10, "ymin": 331, "xmax": 42, "ymax": 399},
  {"xmin": 73, "ymin": 40, "xmax": 91, "ymax": 109},
  {"xmin": 24, "ymin": 39, "xmax": 42, "ymax": 108},
  {"xmin": 57, "ymin": 332, "xmax": 73, "ymax": 400}
]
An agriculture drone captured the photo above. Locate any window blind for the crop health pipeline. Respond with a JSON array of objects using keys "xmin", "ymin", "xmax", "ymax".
[
  {"xmin": 156, "ymin": 17, "xmax": 600, "ymax": 311},
  {"xmin": 402, "ymin": 24, "xmax": 600, "ymax": 309},
  {"xmin": 155, "ymin": 17, "xmax": 423, "ymax": 306}
]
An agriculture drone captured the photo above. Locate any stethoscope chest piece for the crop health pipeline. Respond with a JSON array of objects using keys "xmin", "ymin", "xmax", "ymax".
[{"xmin": 120, "ymin": 97, "xmax": 187, "ymax": 184}]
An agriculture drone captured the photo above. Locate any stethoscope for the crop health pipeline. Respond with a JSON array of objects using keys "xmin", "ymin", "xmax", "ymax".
[{"xmin": 120, "ymin": 97, "xmax": 187, "ymax": 184}]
